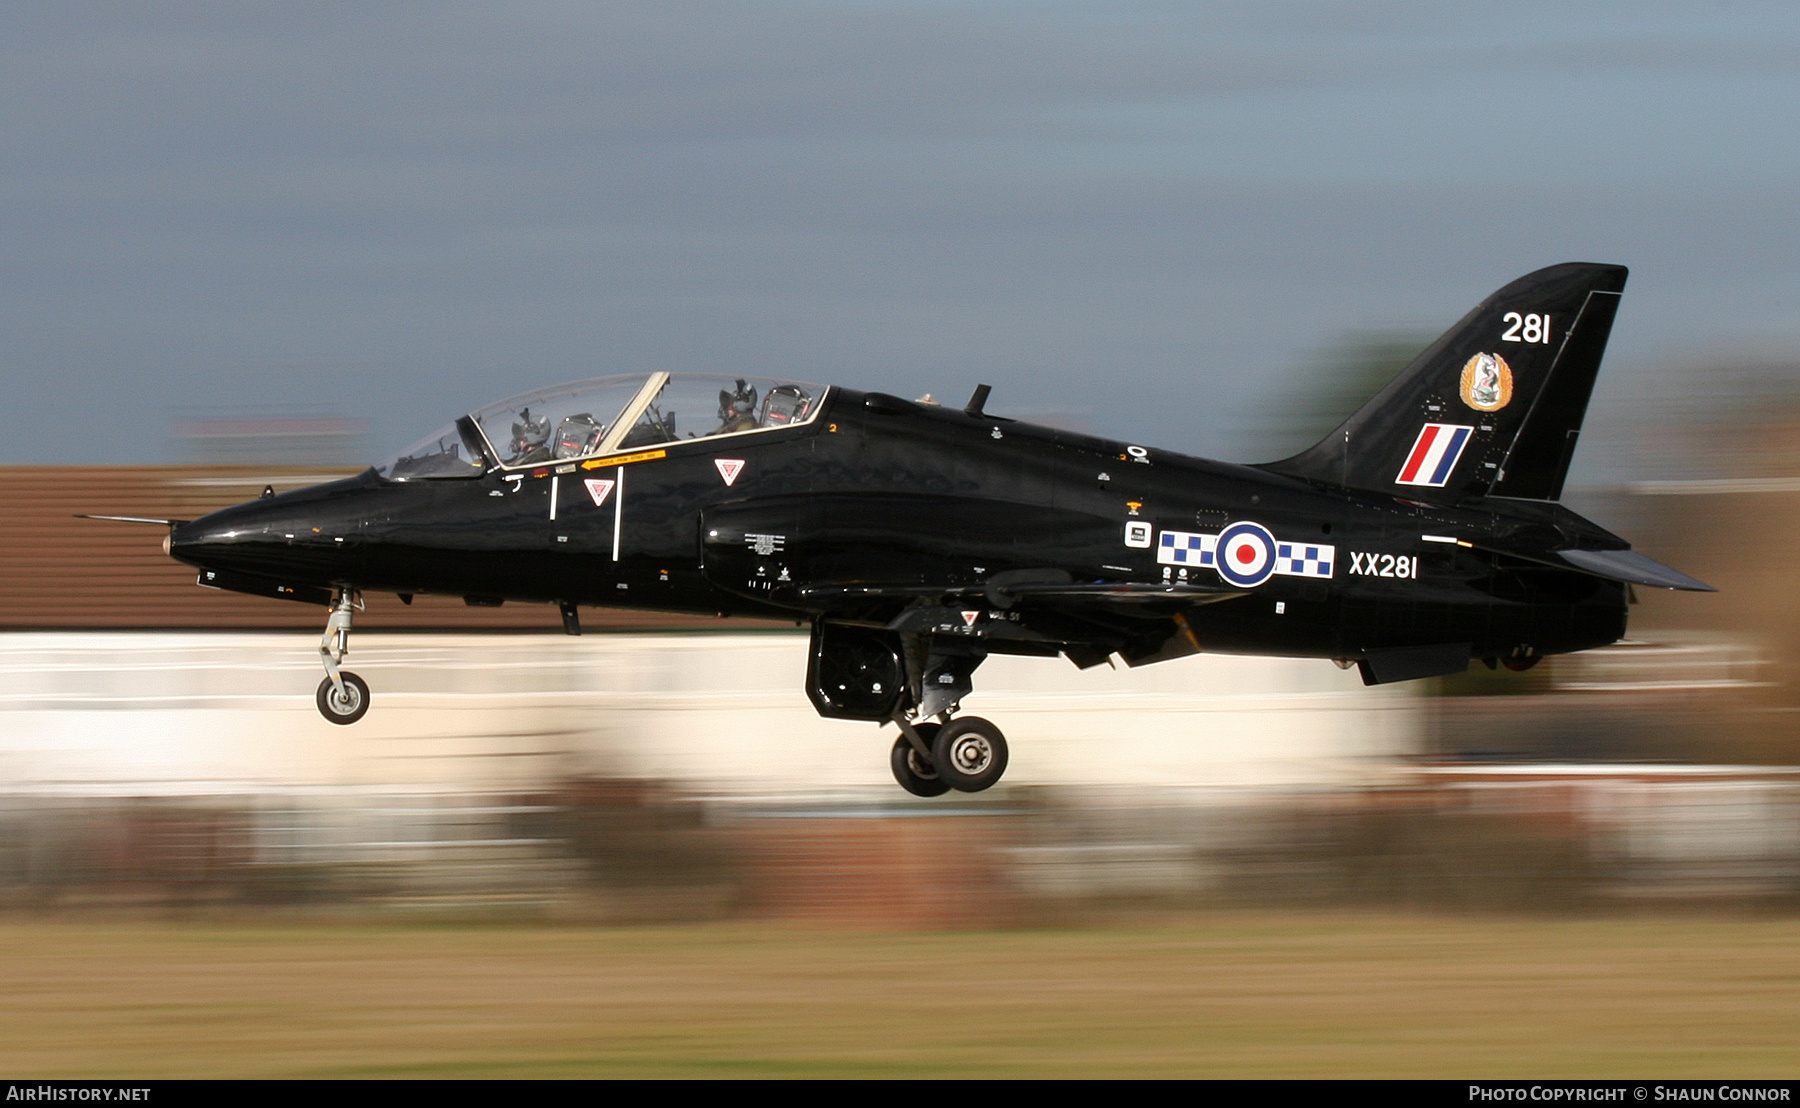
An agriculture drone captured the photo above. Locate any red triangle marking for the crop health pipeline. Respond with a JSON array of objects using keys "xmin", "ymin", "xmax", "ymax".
[
  {"xmin": 583, "ymin": 479, "xmax": 615, "ymax": 507},
  {"xmin": 714, "ymin": 458, "xmax": 745, "ymax": 486}
]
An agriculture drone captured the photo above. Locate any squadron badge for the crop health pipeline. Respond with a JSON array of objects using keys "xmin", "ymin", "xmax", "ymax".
[{"xmin": 1459, "ymin": 352, "xmax": 1513, "ymax": 412}]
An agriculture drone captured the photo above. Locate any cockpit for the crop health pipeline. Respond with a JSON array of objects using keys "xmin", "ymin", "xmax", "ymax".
[{"xmin": 375, "ymin": 373, "xmax": 827, "ymax": 481}]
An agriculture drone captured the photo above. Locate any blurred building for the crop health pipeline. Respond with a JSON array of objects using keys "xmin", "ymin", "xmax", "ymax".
[
  {"xmin": 172, "ymin": 411, "xmax": 368, "ymax": 467},
  {"xmin": 0, "ymin": 465, "xmax": 758, "ymax": 630},
  {"xmin": 3, "ymin": 437, "xmax": 1800, "ymax": 920}
]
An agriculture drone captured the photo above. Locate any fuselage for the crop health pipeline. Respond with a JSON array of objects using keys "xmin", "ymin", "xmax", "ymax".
[{"xmin": 168, "ymin": 385, "xmax": 1628, "ymax": 663}]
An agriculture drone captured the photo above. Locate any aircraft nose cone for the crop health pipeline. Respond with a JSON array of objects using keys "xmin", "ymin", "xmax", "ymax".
[
  {"xmin": 167, "ymin": 515, "xmax": 264, "ymax": 572},
  {"xmin": 167, "ymin": 502, "xmax": 359, "ymax": 581},
  {"xmin": 165, "ymin": 518, "xmax": 217, "ymax": 566}
]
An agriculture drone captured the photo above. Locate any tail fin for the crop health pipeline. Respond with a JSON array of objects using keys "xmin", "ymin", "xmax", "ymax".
[{"xmin": 1262, "ymin": 262, "xmax": 1627, "ymax": 502}]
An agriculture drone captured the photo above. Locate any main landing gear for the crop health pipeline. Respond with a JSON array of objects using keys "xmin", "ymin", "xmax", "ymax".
[
  {"xmin": 889, "ymin": 715, "xmax": 1009, "ymax": 798},
  {"xmin": 804, "ymin": 620, "xmax": 1012, "ymax": 798},
  {"xmin": 315, "ymin": 589, "xmax": 369, "ymax": 725}
]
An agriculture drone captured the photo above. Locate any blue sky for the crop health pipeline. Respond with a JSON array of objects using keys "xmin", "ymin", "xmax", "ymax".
[{"xmin": 4, "ymin": 1, "xmax": 1799, "ymax": 481}]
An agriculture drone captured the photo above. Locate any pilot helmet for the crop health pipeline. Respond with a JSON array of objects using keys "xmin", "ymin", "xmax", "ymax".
[
  {"xmin": 719, "ymin": 379, "xmax": 759, "ymax": 423},
  {"xmin": 511, "ymin": 407, "xmax": 551, "ymax": 451}
]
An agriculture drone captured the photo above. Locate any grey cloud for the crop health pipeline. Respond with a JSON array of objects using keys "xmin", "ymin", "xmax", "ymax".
[{"xmin": 3, "ymin": 2, "xmax": 1800, "ymax": 468}]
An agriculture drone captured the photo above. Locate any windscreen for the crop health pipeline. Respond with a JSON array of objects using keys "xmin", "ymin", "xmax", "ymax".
[{"xmin": 374, "ymin": 420, "xmax": 488, "ymax": 481}]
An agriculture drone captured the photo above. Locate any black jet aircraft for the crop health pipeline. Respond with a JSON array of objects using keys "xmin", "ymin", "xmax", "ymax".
[{"xmin": 95, "ymin": 262, "xmax": 1712, "ymax": 796}]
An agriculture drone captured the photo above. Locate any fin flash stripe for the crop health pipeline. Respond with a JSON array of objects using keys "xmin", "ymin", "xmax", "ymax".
[{"xmin": 1396, "ymin": 423, "xmax": 1473, "ymax": 487}]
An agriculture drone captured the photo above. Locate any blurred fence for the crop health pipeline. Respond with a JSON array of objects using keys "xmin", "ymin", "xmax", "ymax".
[
  {"xmin": 0, "ymin": 629, "xmax": 1414, "ymax": 922},
  {"xmin": 0, "ymin": 761, "xmax": 1796, "ymax": 921}
]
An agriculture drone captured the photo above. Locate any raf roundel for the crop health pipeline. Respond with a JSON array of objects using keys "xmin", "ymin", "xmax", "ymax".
[{"xmin": 1215, "ymin": 521, "xmax": 1277, "ymax": 588}]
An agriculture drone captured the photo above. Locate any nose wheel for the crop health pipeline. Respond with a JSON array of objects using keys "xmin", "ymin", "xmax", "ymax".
[
  {"xmin": 315, "ymin": 589, "xmax": 370, "ymax": 724},
  {"xmin": 316, "ymin": 671, "xmax": 370, "ymax": 724}
]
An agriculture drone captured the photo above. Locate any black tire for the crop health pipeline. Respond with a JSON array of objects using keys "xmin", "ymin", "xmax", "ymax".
[
  {"xmin": 316, "ymin": 671, "xmax": 370, "ymax": 725},
  {"xmin": 931, "ymin": 716, "xmax": 1008, "ymax": 793},
  {"xmin": 890, "ymin": 724, "xmax": 949, "ymax": 797}
]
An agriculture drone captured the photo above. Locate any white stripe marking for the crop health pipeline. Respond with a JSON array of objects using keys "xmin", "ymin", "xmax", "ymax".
[{"xmin": 611, "ymin": 466, "xmax": 624, "ymax": 562}]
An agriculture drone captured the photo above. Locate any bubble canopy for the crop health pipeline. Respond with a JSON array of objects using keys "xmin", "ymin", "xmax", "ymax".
[{"xmin": 374, "ymin": 373, "xmax": 827, "ymax": 481}]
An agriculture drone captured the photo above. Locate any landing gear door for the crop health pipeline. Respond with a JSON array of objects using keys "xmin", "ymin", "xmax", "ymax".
[{"xmin": 806, "ymin": 621, "xmax": 904, "ymax": 721}]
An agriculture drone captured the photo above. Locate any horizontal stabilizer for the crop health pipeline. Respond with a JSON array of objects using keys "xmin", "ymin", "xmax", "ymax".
[{"xmin": 1556, "ymin": 548, "xmax": 1715, "ymax": 592}]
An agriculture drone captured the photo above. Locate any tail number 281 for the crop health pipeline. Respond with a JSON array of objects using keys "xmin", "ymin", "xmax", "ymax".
[{"xmin": 1501, "ymin": 312, "xmax": 1551, "ymax": 344}]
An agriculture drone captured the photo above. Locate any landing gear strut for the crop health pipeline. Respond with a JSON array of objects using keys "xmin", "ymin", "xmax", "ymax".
[
  {"xmin": 889, "ymin": 721, "xmax": 948, "ymax": 797},
  {"xmin": 315, "ymin": 589, "xmax": 369, "ymax": 725}
]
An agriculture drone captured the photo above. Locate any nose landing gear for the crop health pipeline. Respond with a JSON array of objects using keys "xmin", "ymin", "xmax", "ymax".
[
  {"xmin": 316, "ymin": 669, "xmax": 370, "ymax": 724},
  {"xmin": 315, "ymin": 589, "xmax": 370, "ymax": 725}
]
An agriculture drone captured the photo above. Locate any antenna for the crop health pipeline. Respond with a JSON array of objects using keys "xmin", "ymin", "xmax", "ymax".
[{"xmin": 964, "ymin": 383, "xmax": 992, "ymax": 417}]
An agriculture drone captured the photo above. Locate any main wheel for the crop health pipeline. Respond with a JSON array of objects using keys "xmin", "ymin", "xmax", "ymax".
[
  {"xmin": 931, "ymin": 716, "xmax": 1008, "ymax": 793},
  {"xmin": 890, "ymin": 724, "xmax": 949, "ymax": 797},
  {"xmin": 316, "ymin": 671, "xmax": 370, "ymax": 725}
]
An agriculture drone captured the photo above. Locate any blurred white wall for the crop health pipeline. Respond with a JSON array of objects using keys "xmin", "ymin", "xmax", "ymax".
[{"xmin": 0, "ymin": 632, "xmax": 1420, "ymax": 799}]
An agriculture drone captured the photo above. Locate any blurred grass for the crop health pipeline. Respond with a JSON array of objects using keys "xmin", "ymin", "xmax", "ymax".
[{"xmin": 2, "ymin": 912, "xmax": 1799, "ymax": 1077}]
